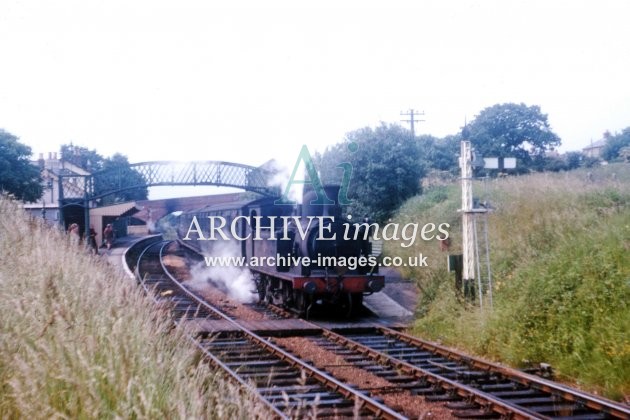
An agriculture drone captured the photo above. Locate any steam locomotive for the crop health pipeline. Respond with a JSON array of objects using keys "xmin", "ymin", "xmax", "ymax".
[{"xmin": 177, "ymin": 185, "xmax": 384, "ymax": 317}]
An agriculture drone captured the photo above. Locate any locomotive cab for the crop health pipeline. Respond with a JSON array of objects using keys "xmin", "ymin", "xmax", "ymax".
[
  {"xmin": 253, "ymin": 184, "xmax": 384, "ymax": 317},
  {"xmin": 176, "ymin": 187, "xmax": 385, "ymax": 318}
]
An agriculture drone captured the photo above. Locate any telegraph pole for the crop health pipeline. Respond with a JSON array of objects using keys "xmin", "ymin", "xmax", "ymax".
[{"xmin": 400, "ymin": 109, "xmax": 425, "ymax": 137}]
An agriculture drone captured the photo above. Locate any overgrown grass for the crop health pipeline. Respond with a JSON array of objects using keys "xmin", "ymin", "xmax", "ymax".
[
  {"xmin": 0, "ymin": 197, "xmax": 268, "ymax": 418},
  {"xmin": 386, "ymin": 164, "xmax": 630, "ymax": 400}
]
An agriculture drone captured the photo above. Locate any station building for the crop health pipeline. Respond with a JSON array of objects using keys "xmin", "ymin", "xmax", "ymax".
[{"xmin": 23, "ymin": 152, "xmax": 245, "ymax": 246}]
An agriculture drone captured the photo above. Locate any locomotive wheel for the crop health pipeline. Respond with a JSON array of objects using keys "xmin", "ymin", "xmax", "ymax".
[
  {"xmin": 294, "ymin": 290, "xmax": 309, "ymax": 317},
  {"xmin": 342, "ymin": 293, "xmax": 363, "ymax": 318},
  {"xmin": 350, "ymin": 293, "xmax": 363, "ymax": 317},
  {"xmin": 264, "ymin": 279, "xmax": 274, "ymax": 305},
  {"xmin": 282, "ymin": 284, "xmax": 293, "ymax": 308},
  {"xmin": 257, "ymin": 275, "xmax": 267, "ymax": 302}
]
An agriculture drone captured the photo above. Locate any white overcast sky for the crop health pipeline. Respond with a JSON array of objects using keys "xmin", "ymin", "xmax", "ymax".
[{"xmin": 1, "ymin": 0, "xmax": 629, "ymax": 173}]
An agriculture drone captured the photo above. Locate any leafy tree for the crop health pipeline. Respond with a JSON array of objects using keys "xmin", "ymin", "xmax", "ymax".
[
  {"xmin": 601, "ymin": 127, "xmax": 630, "ymax": 161},
  {"xmin": 535, "ymin": 154, "xmax": 564, "ymax": 172},
  {"xmin": 466, "ymin": 103, "xmax": 561, "ymax": 171},
  {"xmin": 537, "ymin": 151, "xmax": 584, "ymax": 172},
  {"xmin": 0, "ymin": 129, "xmax": 42, "ymax": 202},
  {"xmin": 60, "ymin": 144, "xmax": 147, "ymax": 205},
  {"xmin": 316, "ymin": 123, "xmax": 425, "ymax": 221},
  {"xmin": 94, "ymin": 153, "xmax": 148, "ymax": 205},
  {"xmin": 580, "ymin": 155, "xmax": 601, "ymax": 168},
  {"xmin": 60, "ymin": 143, "xmax": 105, "ymax": 172},
  {"xmin": 417, "ymin": 134, "xmax": 460, "ymax": 174},
  {"xmin": 564, "ymin": 151, "xmax": 583, "ymax": 170}
]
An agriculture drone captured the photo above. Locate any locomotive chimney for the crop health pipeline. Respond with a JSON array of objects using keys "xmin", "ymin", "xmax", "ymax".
[{"xmin": 302, "ymin": 184, "xmax": 341, "ymax": 217}]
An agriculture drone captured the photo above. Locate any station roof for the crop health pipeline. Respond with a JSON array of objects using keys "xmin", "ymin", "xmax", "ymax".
[{"xmin": 90, "ymin": 202, "xmax": 140, "ymax": 218}]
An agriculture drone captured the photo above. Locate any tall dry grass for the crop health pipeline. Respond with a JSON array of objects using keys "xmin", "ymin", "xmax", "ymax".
[{"xmin": 0, "ymin": 197, "xmax": 267, "ymax": 418}]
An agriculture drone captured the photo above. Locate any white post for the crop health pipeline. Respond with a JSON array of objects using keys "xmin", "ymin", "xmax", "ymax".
[
  {"xmin": 484, "ymin": 212, "xmax": 493, "ymax": 309},
  {"xmin": 460, "ymin": 140, "xmax": 475, "ymax": 295},
  {"xmin": 473, "ymin": 217, "xmax": 483, "ymax": 309}
]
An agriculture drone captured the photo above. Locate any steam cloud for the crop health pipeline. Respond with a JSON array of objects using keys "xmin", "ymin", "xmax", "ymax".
[
  {"xmin": 265, "ymin": 158, "xmax": 303, "ymax": 203},
  {"xmin": 188, "ymin": 240, "xmax": 257, "ymax": 304}
]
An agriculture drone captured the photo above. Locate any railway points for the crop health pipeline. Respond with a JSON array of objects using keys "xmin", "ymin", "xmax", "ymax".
[{"xmin": 118, "ymin": 236, "xmax": 630, "ymax": 419}]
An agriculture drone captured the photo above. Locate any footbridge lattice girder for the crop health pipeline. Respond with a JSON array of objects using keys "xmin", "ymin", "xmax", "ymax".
[{"xmin": 58, "ymin": 160, "xmax": 279, "ymax": 202}]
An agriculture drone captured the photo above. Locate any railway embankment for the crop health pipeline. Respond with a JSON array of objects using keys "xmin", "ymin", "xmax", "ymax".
[
  {"xmin": 387, "ymin": 163, "xmax": 630, "ymax": 401},
  {"xmin": 0, "ymin": 197, "xmax": 263, "ymax": 418}
]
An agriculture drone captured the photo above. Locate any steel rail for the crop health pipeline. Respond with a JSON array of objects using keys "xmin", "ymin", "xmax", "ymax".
[
  {"xmin": 135, "ymin": 240, "xmax": 405, "ymax": 420},
  {"xmin": 134, "ymin": 241, "xmax": 287, "ymax": 419},
  {"xmin": 155, "ymin": 241, "xmax": 406, "ymax": 420},
  {"xmin": 320, "ymin": 329, "xmax": 542, "ymax": 419},
  {"xmin": 131, "ymin": 238, "xmax": 629, "ymax": 419},
  {"xmin": 186, "ymin": 332, "xmax": 290, "ymax": 420},
  {"xmin": 378, "ymin": 327, "xmax": 630, "ymax": 419},
  {"xmin": 256, "ymin": 300, "xmax": 296, "ymax": 319},
  {"xmin": 178, "ymin": 242, "xmax": 296, "ymax": 320}
]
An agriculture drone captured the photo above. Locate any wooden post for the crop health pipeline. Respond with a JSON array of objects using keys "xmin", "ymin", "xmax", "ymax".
[{"xmin": 460, "ymin": 140, "xmax": 476, "ymax": 299}]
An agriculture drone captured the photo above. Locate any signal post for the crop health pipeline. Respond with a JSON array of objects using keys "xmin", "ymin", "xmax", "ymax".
[{"xmin": 459, "ymin": 138, "xmax": 477, "ymax": 301}]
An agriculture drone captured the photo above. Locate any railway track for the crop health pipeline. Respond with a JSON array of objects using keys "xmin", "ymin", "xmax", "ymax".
[
  {"xmin": 127, "ymin": 237, "xmax": 630, "ymax": 419},
  {"xmin": 130, "ymin": 239, "xmax": 403, "ymax": 419},
  {"xmin": 314, "ymin": 328, "xmax": 630, "ymax": 419}
]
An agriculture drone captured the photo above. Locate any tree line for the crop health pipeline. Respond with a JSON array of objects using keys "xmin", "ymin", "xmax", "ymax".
[
  {"xmin": 59, "ymin": 144, "xmax": 148, "ymax": 205},
  {"xmin": 3, "ymin": 102, "xmax": 629, "ymax": 219},
  {"xmin": 0, "ymin": 130, "xmax": 147, "ymax": 204},
  {"xmin": 316, "ymin": 103, "xmax": 630, "ymax": 221}
]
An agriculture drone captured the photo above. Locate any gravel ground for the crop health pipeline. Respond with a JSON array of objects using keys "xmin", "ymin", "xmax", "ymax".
[
  {"xmin": 164, "ymin": 246, "xmax": 455, "ymax": 418},
  {"xmin": 163, "ymin": 246, "xmax": 265, "ymax": 320},
  {"xmin": 186, "ymin": 282, "xmax": 265, "ymax": 320},
  {"xmin": 162, "ymin": 254, "xmax": 191, "ymax": 280},
  {"xmin": 275, "ymin": 337, "xmax": 455, "ymax": 419}
]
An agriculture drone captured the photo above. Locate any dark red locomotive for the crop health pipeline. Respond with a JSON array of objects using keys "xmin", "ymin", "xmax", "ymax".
[{"xmin": 178, "ymin": 185, "xmax": 384, "ymax": 317}]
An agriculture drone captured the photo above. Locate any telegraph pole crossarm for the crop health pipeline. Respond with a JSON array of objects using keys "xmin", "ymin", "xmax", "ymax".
[{"xmin": 400, "ymin": 109, "xmax": 425, "ymax": 138}]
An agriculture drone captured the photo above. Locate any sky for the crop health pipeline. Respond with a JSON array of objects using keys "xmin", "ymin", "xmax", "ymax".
[{"xmin": 1, "ymin": 0, "xmax": 629, "ymax": 197}]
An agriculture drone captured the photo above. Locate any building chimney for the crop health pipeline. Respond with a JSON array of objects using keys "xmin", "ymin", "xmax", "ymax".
[{"xmin": 38, "ymin": 153, "xmax": 45, "ymax": 170}]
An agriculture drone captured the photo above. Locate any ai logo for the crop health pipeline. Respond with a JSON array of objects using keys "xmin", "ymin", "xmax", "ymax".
[{"xmin": 274, "ymin": 144, "xmax": 357, "ymax": 206}]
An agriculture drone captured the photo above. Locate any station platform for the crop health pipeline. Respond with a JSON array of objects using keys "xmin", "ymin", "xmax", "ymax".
[
  {"xmin": 363, "ymin": 292, "xmax": 413, "ymax": 318},
  {"xmin": 102, "ymin": 235, "xmax": 419, "ymax": 326},
  {"xmin": 99, "ymin": 234, "xmax": 153, "ymax": 277}
]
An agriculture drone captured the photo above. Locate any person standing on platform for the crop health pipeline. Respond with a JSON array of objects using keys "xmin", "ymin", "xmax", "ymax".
[
  {"xmin": 87, "ymin": 225, "xmax": 98, "ymax": 255},
  {"xmin": 103, "ymin": 223, "xmax": 115, "ymax": 250},
  {"xmin": 68, "ymin": 223, "xmax": 80, "ymax": 246}
]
